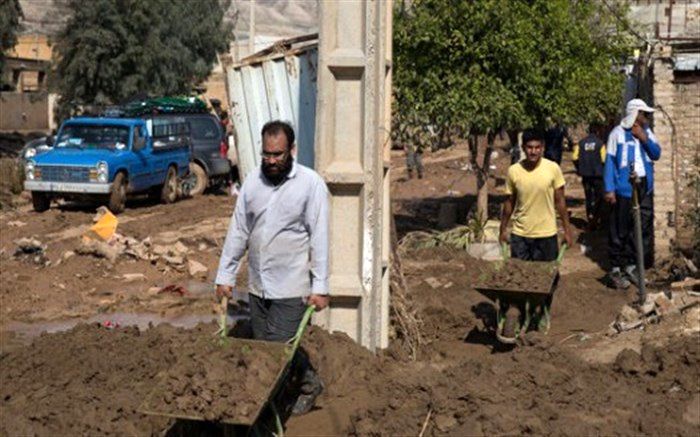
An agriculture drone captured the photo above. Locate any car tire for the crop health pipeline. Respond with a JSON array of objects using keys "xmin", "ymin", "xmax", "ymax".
[
  {"xmin": 189, "ymin": 162, "xmax": 207, "ymax": 196},
  {"xmin": 161, "ymin": 166, "xmax": 178, "ymax": 204},
  {"xmin": 31, "ymin": 192, "xmax": 51, "ymax": 212},
  {"xmin": 108, "ymin": 172, "xmax": 127, "ymax": 214}
]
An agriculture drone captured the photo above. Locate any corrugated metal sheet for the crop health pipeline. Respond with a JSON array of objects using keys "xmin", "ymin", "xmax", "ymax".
[
  {"xmin": 674, "ymin": 54, "xmax": 700, "ymax": 71},
  {"xmin": 226, "ymin": 39, "xmax": 318, "ymax": 179}
]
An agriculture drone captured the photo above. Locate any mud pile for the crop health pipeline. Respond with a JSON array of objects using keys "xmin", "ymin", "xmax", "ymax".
[
  {"xmin": 144, "ymin": 338, "xmax": 287, "ymax": 423},
  {"xmin": 476, "ymin": 258, "xmax": 557, "ymax": 293},
  {"xmin": 0, "ymin": 324, "xmax": 175, "ymax": 435},
  {"xmin": 349, "ymin": 334, "xmax": 700, "ymax": 436}
]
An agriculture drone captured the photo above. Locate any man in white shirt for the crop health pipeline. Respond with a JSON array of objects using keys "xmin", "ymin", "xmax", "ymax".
[{"xmin": 216, "ymin": 120, "xmax": 330, "ymax": 415}]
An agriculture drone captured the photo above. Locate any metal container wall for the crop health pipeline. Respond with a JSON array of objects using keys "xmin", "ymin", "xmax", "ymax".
[{"xmin": 226, "ymin": 43, "xmax": 318, "ymax": 179}]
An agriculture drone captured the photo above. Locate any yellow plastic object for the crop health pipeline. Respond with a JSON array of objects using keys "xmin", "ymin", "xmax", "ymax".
[{"xmin": 85, "ymin": 209, "xmax": 118, "ymax": 241}]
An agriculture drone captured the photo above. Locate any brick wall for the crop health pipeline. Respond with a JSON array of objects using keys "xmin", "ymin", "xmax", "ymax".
[{"xmin": 651, "ymin": 45, "xmax": 700, "ymax": 257}]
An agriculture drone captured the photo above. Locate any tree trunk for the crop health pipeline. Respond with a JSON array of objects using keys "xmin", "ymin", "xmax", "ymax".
[{"xmin": 476, "ymin": 132, "xmax": 495, "ymax": 223}]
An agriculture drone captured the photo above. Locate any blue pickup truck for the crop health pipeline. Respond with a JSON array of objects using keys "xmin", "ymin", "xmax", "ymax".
[{"xmin": 23, "ymin": 117, "xmax": 190, "ymax": 213}]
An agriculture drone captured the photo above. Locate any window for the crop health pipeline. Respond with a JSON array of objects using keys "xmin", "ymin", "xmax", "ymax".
[{"xmin": 189, "ymin": 118, "xmax": 219, "ymax": 140}]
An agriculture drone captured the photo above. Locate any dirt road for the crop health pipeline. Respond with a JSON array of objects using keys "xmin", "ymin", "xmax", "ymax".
[{"xmin": 1, "ymin": 145, "xmax": 698, "ymax": 435}]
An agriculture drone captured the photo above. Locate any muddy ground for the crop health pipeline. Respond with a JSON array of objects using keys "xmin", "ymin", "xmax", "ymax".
[{"xmin": 1, "ymin": 145, "xmax": 698, "ymax": 435}]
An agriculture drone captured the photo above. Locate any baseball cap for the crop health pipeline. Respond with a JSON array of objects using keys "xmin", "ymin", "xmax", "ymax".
[{"xmin": 621, "ymin": 98, "xmax": 655, "ymax": 128}]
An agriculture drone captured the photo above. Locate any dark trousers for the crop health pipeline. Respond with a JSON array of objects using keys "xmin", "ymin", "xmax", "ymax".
[
  {"xmin": 608, "ymin": 188, "xmax": 654, "ymax": 269},
  {"xmin": 510, "ymin": 234, "xmax": 559, "ymax": 262},
  {"xmin": 248, "ymin": 295, "xmax": 321, "ymax": 396},
  {"xmin": 582, "ymin": 177, "xmax": 604, "ymax": 223},
  {"xmin": 406, "ymin": 149, "xmax": 424, "ymax": 176}
]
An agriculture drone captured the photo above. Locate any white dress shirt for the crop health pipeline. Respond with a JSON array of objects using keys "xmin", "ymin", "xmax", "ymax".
[{"xmin": 216, "ymin": 160, "xmax": 330, "ymax": 299}]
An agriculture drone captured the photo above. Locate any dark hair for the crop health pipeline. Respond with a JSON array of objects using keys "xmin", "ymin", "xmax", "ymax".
[
  {"xmin": 522, "ymin": 128, "xmax": 545, "ymax": 145},
  {"xmin": 261, "ymin": 120, "xmax": 295, "ymax": 149}
]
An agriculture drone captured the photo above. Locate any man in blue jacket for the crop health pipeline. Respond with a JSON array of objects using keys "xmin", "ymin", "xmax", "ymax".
[{"xmin": 604, "ymin": 99, "xmax": 661, "ymax": 289}]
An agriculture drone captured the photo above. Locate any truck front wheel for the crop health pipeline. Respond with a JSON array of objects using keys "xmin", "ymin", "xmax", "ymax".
[
  {"xmin": 31, "ymin": 192, "xmax": 51, "ymax": 212},
  {"xmin": 108, "ymin": 172, "xmax": 127, "ymax": 213},
  {"xmin": 161, "ymin": 166, "xmax": 178, "ymax": 204}
]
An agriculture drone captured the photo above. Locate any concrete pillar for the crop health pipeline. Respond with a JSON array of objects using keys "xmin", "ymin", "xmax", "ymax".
[{"xmin": 314, "ymin": 0, "xmax": 392, "ymax": 351}]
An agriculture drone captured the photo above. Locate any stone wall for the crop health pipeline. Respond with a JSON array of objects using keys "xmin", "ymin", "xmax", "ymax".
[{"xmin": 651, "ymin": 45, "xmax": 700, "ymax": 257}]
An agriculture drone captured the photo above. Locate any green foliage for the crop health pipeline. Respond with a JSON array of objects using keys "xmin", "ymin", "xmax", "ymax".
[
  {"xmin": 53, "ymin": 0, "xmax": 232, "ymax": 119},
  {"xmin": 0, "ymin": 0, "xmax": 23, "ymax": 85},
  {"xmin": 393, "ymin": 0, "xmax": 632, "ymax": 147}
]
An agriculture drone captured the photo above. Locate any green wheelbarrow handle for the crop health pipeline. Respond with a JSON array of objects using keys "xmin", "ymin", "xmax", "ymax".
[
  {"xmin": 556, "ymin": 243, "xmax": 568, "ymax": 265},
  {"xmin": 288, "ymin": 305, "xmax": 316, "ymax": 357}
]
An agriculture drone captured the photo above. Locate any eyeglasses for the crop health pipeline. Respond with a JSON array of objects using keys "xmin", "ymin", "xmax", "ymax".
[{"xmin": 261, "ymin": 150, "xmax": 288, "ymax": 160}]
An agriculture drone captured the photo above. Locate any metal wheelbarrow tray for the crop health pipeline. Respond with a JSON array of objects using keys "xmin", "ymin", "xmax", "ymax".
[
  {"xmin": 139, "ymin": 338, "xmax": 290, "ymax": 426},
  {"xmin": 473, "ymin": 260, "xmax": 559, "ymax": 306},
  {"xmin": 139, "ymin": 305, "xmax": 315, "ymax": 427}
]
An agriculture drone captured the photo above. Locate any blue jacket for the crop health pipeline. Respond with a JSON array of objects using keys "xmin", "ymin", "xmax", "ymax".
[{"xmin": 604, "ymin": 125, "xmax": 661, "ymax": 198}]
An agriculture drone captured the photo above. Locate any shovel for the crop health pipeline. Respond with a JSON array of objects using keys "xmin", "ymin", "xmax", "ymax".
[{"xmin": 631, "ymin": 173, "xmax": 647, "ymax": 303}]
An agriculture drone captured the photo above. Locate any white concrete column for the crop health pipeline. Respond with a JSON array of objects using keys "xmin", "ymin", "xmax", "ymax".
[{"xmin": 314, "ymin": 0, "xmax": 391, "ymax": 351}]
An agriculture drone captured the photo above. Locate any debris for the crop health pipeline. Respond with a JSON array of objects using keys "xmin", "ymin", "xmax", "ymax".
[
  {"xmin": 14, "ymin": 237, "xmax": 44, "ymax": 254},
  {"xmin": 618, "ymin": 305, "xmax": 640, "ymax": 323},
  {"xmin": 158, "ymin": 284, "xmax": 187, "ymax": 296},
  {"xmin": 57, "ymin": 283, "xmax": 66, "ymax": 290},
  {"xmin": 173, "ymin": 241, "xmax": 189, "ymax": 255},
  {"xmin": 13, "ymin": 238, "xmax": 48, "ymax": 265},
  {"xmin": 612, "ymin": 291, "xmax": 700, "ymax": 333},
  {"xmin": 197, "ymin": 242, "xmax": 208, "ymax": 251},
  {"xmin": 62, "ymin": 251, "xmax": 75, "ymax": 261},
  {"xmin": 187, "ymin": 259, "xmax": 208, "ymax": 277},
  {"xmin": 7, "ymin": 220, "xmax": 26, "ymax": 227},
  {"xmin": 424, "ymin": 277, "xmax": 442, "ymax": 289},
  {"xmin": 101, "ymin": 320, "xmax": 120, "ymax": 330},
  {"xmin": 85, "ymin": 208, "xmax": 118, "ymax": 241},
  {"xmin": 122, "ymin": 273, "xmax": 146, "ymax": 282},
  {"xmin": 151, "ymin": 245, "xmax": 169, "ymax": 256},
  {"xmin": 671, "ymin": 278, "xmax": 700, "ymax": 292},
  {"xmin": 76, "ymin": 239, "xmax": 120, "ymax": 263},
  {"xmin": 163, "ymin": 255, "xmax": 185, "ymax": 266},
  {"xmin": 653, "ymin": 293, "xmax": 676, "ymax": 315}
]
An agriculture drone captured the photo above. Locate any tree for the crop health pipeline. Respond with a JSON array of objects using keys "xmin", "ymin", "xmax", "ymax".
[
  {"xmin": 53, "ymin": 0, "xmax": 232, "ymax": 118},
  {"xmin": 393, "ymin": 0, "xmax": 632, "ymax": 221},
  {"xmin": 0, "ymin": 0, "xmax": 23, "ymax": 87}
]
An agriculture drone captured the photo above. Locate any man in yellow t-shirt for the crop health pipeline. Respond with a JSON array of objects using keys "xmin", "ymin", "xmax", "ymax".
[{"xmin": 499, "ymin": 129, "xmax": 573, "ymax": 261}]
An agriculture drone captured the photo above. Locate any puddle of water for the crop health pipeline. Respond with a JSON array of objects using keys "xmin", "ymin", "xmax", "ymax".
[
  {"xmin": 4, "ymin": 281, "xmax": 252, "ymax": 341},
  {"xmin": 5, "ymin": 310, "xmax": 249, "ymax": 341}
]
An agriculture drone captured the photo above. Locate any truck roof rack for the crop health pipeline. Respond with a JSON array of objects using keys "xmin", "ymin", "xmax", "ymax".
[{"xmin": 105, "ymin": 97, "xmax": 209, "ymax": 117}]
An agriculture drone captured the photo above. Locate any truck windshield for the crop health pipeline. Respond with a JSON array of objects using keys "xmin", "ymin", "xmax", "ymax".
[{"xmin": 56, "ymin": 125, "xmax": 130, "ymax": 150}]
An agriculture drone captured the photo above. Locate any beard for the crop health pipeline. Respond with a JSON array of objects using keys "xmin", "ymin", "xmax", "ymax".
[{"xmin": 261, "ymin": 154, "xmax": 293, "ymax": 185}]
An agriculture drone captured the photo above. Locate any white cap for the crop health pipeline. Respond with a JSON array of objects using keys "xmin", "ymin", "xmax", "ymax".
[{"xmin": 621, "ymin": 98, "xmax": 655, "ymax": 129}]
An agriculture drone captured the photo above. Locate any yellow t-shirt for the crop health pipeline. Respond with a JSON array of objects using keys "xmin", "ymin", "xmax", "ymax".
[{"xmin": 505, "ymin": 159, "xmax": 565, "ymax": 238}]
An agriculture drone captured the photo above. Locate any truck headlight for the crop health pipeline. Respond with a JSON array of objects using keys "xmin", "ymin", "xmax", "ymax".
[
  {"xmin": 24, "ymin": 148, "xmax": 36, "ymax": 159},
  {"xmin": 25, "ymin": 161, "xmax": 35, "ymax": 180},
  {"xmin": 96, "ymin": 161, "xmax": 108, "ymax": 183}
]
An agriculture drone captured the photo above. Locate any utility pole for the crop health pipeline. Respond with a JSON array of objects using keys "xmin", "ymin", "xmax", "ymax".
[{"xmin": 248, "ymin": 0, "xmax": 256, "ymax": 56}]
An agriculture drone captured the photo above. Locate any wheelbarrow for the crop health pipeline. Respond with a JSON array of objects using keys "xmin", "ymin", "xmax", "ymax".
[
  {"xmin": 139, "ymin": 297, "xmax": 316, "ymax": 434},
  {"xmin": 474, "ymin": 244, "xmax": 567, "ymax": 344}
]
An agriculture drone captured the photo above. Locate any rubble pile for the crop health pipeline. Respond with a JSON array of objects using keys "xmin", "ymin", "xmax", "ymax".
[{"xmin": 613, "ymin": 290, "xmax": 700, "ymax": 333}]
